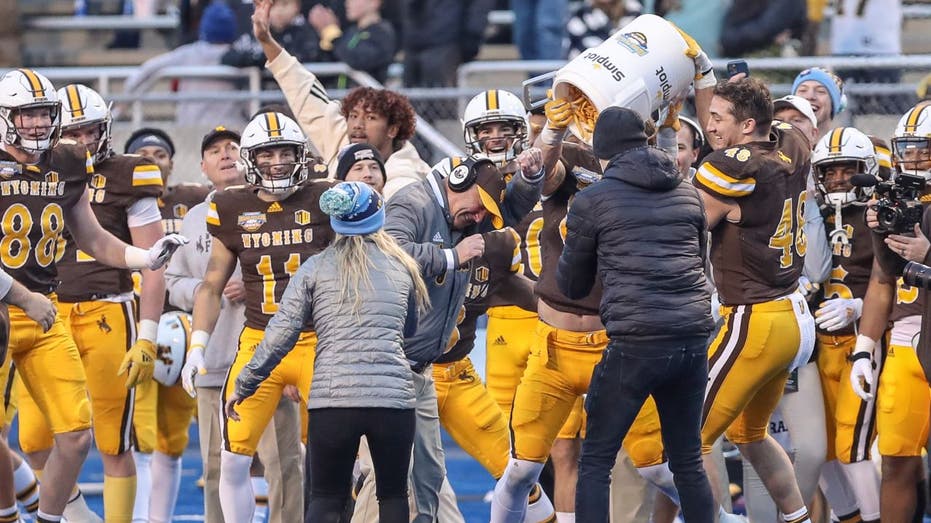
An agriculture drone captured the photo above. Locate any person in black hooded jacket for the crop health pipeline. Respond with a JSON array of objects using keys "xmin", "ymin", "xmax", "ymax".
[{"xmin": 556, "ymin": 106, "xmax": 715, "ymax": 522}]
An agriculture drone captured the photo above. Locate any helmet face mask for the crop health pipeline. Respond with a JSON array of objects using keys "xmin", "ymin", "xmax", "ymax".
[
  {"xmin": 0, "ymin": 69, "xmax": 62, "ymax": 156},
  {"xmin": 893, "ymin": 102, "xmax": 931, "ymax": 181},
  {"xmin": 462, "ymin": 90, "xmax": 529, "ymax": 167},
  {"xmin": 57, "ymin": 84, "xmax": 112, "ymax": 164},
  {"xmin": 240, "ymin": 112, "xmax": 310, "ymax": 193},
  {"xmin": 812, "ymin": 127, "xmax": 878, "ymax": 207}
]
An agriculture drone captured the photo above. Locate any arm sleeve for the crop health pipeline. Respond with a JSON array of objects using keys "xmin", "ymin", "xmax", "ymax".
[
  {"xmin": 499, "ymin": 171, "xmax": 543, "ymax": 227},
  {"xmin": 235, "ymin": 259, "xmax": 315, "ymax": 398},
  {"xmin": 656, "ymin": 127, "xmax": 678, "ymax": 159},
  {"xmin": 266, "ymin": 49, "xmax": 349, "ymax": 167},
  {"xmin": 384, "ymin": 195, "xmax": 457, "ymax": 277},
  {"xmin": 0, "ymin": 267, "xmax": 12, "ymax": 301},
  {"xmin": 164, "ymin": 212, "xmax": 204, "ymax": 312},
  {"xmin": 332, "ymin": 24, "xmax": 397, "ymax": 74},
  {"xmin": 802, "ymin": 197, "xmax": 832, "ymax": 283},
  {"xmin": 126, "ymin": 197, "xmax": 163, "ymax": 228},
  {"xmin": 557, "ymin": 192, "xmax": 598, "ymax": 300}
]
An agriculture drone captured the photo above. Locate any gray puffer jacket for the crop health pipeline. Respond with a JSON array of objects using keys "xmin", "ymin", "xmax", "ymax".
[{"xmin": 235, "ymin": 240, "xmax": 419, "ymax": 410}]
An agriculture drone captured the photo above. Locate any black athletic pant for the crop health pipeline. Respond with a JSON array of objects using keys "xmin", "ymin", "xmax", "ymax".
[{"xmin": 306, "ymin": 407, "xmax": 415, "ymax": 523}]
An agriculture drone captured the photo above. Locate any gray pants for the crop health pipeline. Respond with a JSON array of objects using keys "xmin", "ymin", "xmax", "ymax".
[
  {"xmin": 352, "ymin": 369, "xmax": 464, "ymax": 523},
  {"xmin": 197, "ymin": 386, "xmax": 305, "ymax": 523}
]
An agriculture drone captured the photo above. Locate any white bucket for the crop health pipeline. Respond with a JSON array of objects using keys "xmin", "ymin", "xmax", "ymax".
[{"xmin": 553, "ymin": 14, "xmax": 695, "ymax": 145}]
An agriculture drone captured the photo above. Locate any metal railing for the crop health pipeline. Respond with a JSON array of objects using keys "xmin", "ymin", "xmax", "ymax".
[{"xmin": 10, "ymin": 63, "xmax": 463, "ymax": 158}]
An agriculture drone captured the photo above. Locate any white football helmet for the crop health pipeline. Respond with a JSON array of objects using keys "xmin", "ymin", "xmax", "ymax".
[
  {"xmin": 0, "ymin": 69, "xmax": 61, "ymax": 154},
  {"xmin": 462, "ymin": 89, "xmax": 528, "ymax": 167},
  {"xmin": 240, "ymin": 112, "xmax": 309, "ymax": 193},
  {"xmin": 153, "ymin": 311, "xmax": 192, "ymax": 386},
  {"xmin": 892, "ymin": 102, "xmax": 931, "ymax": 181},
  {"xmin": 812, "ymin": 127, "xmax": 878, "ymax": 206},
  {"xmin": 57, "ymin": 84, "xmax": 112, "ymax": 164}
]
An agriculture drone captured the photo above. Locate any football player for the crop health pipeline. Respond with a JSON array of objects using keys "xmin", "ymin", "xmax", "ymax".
[
  {"xmin": 693, "ymin": 77, "xmax": 815, "ymax": 522},
  {"xmin": 0, "ymin": 69, "xmax": 184, "ymax": 523},
  {"xmin": 123, "ymin": 127, "xmax": 209, "ymax": 523},
  {"xmin": 12, "ymin": 82, "xmax": 169, "ymax": 523},
  {"xmin": 852, "ymin": 101, "xmax": 931, "ymax": 521},
  {"xmin": 187, "ymin": 112, "xmax": 333, "ymax": 521}
]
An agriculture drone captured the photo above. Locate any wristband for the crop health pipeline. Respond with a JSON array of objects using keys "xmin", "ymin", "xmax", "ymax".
[
  {"xmin": 521, "ymin": 166, "xmax": 545, "ymax": 184},
  {"xmin": 853, "ymin": 334, "xmax": 876, "ymax": 355},
  {"xmin": 191, "ymin": 329, "xmax": 211, "ymax": 351},
  {"xmin": 847, "ymin": 351, "xmax": 871, "ymax": 362},
  {"xmin": 124, "ymin": 246, "xmax": 149, "ymax": 270},
  {"xmin": 138, "ymin": 319, "xmax": 158, "ymax": 342},
  {"xmin": 539, "ymin": 127, "xmax": 567, "ymax": 147},
  {"xmin": 695, "ymin": 70, "xmax": 718, "ymax": 90}
]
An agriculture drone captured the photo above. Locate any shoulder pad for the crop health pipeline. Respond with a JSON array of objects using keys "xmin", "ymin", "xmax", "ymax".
[{"xmin": 694, "ymin": 148, "xmax": 757, "ymax": 198}]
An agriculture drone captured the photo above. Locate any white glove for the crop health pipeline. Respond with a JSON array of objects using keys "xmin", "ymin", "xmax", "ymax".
[
  {"xmin": 693, "ymin": 51, "xmax": 717, "ymax": 89},
  {"xmin": 815, "ymin": 297, "xmax": 863, "ymax": 332},
  {"xmin": 797, "ymin": 275, "xmax": 820, "ymax": 298},
  {"xmin": 181, "ymin": 345, "xmax": 206, "ymax": 398},
  {"xmin": 849, "ymin": 335, "xmax": 876, "ymax": 401},
  {"xmin": 147, "ymin": 234, "xmax": 188, "ymax": 270}
]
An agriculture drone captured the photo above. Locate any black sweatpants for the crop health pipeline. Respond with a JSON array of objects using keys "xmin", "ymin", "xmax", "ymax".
[{"xmin": 305, "ymin": 407, "xmax": 415, "ymax": 523}]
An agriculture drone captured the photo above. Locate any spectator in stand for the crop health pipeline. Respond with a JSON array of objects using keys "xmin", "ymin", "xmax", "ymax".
[
  {"xmin": 223, "ymin": 0, "xmax": 321, "ymax": 68},
  {"xmin": 402, "ymin": 0, "xmax": 494, "ymax": 87},
  {"xmin": 564, "ymin": 0, "xmax": 642, "ymax": 60},
  {"xmin": 308, "ymin": 0, "xmax": 397, "ymax": 84},
  {"xmin": 121, "ymin": 1, "xmax": 245, "ymax": 126},
  {"xmin": 719, "ymin": 0, "xmax": 807, "ymax": 58},
  {"xmin": 511, "ymin": 0, "xmax": 568, "ymax": 60}
]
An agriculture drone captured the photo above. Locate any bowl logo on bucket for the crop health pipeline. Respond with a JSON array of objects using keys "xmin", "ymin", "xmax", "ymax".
[
  {"xmin": 615, "ymin": 32, "xmax": 649, "ymax": 56},
  {"xmin": 582, "ymin": 51, "xmax": 626, "ymax": 82}
]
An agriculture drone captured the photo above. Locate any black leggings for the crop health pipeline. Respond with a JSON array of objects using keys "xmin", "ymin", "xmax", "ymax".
[{"xmin": 305, "ymin": 407, "xmax": 415, "ymax": 523}]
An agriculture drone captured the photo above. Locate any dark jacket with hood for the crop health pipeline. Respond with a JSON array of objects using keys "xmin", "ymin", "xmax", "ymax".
[{"xmin": 556, "ymin": 145, "xmax": 714, "ymax": 342}]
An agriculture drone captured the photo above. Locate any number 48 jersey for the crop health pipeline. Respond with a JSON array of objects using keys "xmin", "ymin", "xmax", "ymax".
[
  {"xmin": 693, "ymin": 123, "xmax": 811, "ymax": 305},
  {"xmin": 207, "ymin": 181, "xmax": 335, "ymax": 330}
]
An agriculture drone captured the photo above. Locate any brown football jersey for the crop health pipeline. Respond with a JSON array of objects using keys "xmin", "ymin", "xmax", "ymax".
[
  {"xmin": 817, "ymin": 205, "xmax": 874, "ymax": 335},
  {"xmin": 0, "ymin": 142, "xmax": 93, "ymax": 294},
  {"xmin": 890, "ymin": 278, "xmax": 925, "ymax": 323},
  {"xmin": 207, "ymin": 181, "xmax": 335, "ymax": 330},
  {"xmin": 160, "ymin": 183, "xmax": 211, "ymax": 234},
  {"xmin": 534, "ymin": 142, "xmax": 604, "ymax": 315},
  {"xmin": 438, "ymin": 228, "xmax": 527, "ymax": 364},
  {"xmin": 694, "ymin": 123, "xmax": 811, "ymax": 305},
  {"xmin": 56, "ymin": 154, "xmax": 164, "ymax": 302}
]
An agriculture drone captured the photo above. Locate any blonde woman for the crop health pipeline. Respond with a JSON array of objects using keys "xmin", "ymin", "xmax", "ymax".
[{"xmin": 227, "ymin": 181, "xmax": 430, "ymax": 523}]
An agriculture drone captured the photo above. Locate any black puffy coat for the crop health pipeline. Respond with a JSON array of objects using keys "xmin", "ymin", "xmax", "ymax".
[{"xmin": 556, "ymin": 146, "xmax": 713, "ymax": 342}]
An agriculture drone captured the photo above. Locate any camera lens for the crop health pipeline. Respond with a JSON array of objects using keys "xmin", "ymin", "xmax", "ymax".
[
  {"xmin": 903, "ymin": 261, "xmax": 931, "ymax": 290},
  {"xmin": 876, "ymin": 206, "xmax": 901, "ymax": 232}
]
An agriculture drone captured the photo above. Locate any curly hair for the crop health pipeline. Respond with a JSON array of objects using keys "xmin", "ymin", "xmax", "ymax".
[
  {"xmin": 340, "ymin": 88, "xmax": 417, "ymax": 148},
  {"xmin": 713, "ymin": 78, "xmax": 773, "ymax": 135}
]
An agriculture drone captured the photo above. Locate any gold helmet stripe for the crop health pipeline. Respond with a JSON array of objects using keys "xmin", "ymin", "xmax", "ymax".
[
  {"xmin": 486, "ymin": 90, "xmax": 499, "ymax": 111},
  {"xmin": 17, "ymin": 69, "xmax": 46, "ymax": 98},
  {"xmin": 265, "ymin": 112, "xmax": 282, "ymax": 138},
  {"xmin": 829, "ymin": 127, "xmax": 845, "ymax": 154},
  {"xmin": 904, "ymin": 101, "xmax": 931, "ymax": 133},
  {"xmin": 66, "ymin": 85, "xmax": 84, "ymax": 119}
]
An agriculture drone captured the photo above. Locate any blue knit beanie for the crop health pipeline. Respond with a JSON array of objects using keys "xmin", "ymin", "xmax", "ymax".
[
  {"xmin": 199, "ymin": 1, "xmax": 237, "ymax": 44},
  {"xmin": 319, "ymin": 181, "xmax": 385, "ymax": 236},
  {"xmin": 792, "ymin": 67, "xmax": 846, "ymax": 118}
]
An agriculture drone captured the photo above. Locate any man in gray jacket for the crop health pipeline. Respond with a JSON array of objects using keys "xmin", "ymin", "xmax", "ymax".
[
  {"xmin": 166, "ymin": 128, "xmax": 303, "ymax": 523},
  {"xmin": 385, "ymin": 153, "xmax": 543, "ymax": 522}
]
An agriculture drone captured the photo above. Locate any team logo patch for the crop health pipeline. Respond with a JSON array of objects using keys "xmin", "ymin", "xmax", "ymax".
[
  {"xmin": 46, "ymin": 171, "xmax": 60, "ymax": 184},
  {"xmin": 615, "ymin": 31, "xmax": 648, "ymax": 56},
  {"xmin": 173, "ymin": 203, "xmax": 189, "ymax": 219},
  {"xmin": 313, "ymin": 163, "xmax": 328, "ymax": 175},
  {"xmin": 294, "ymin": 210, "xmax": 311, "ymax": 226},
  {"xmin": 237, "ymin": 212, "xmax": 266, "ymax": 232},
  {"xmin": 475, "ymin": 266, "xmax": 489, "ymax": 282},
  {"xmin": 0, "ymin": 161, "xmax": 20, "ymax": 179},
  {"xmin": 89, "ymin": 174, "xmax": 106, "ymax": 189}
]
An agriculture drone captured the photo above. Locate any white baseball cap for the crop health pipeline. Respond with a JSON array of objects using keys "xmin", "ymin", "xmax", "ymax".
[{"xmin": 773, "ymin": 95, "xmax": 818, "ymax": 129}]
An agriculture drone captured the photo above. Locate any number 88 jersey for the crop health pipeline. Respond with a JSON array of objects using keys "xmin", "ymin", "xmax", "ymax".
[
  {"xmin": 206, "ymin": 180, "xmax": 335, "ymax": 330},
  {"xmin": 0, "ymin": 141, "xmax": 92, "ymax": 294}
]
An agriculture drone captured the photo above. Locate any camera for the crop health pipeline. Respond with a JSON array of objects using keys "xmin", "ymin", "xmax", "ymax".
[
  {"xmin": 903, "ymin": 261, "xmax": 931, "ymax": 290},
  {"xmin": 870, "ymin": 173, "xmax": 926, "ymax": 234}
]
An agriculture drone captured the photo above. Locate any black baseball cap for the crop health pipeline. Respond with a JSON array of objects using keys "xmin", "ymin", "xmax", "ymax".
[
  {"xmin": 125, "ymin": 127, "xmax": 175, "ymax": 157},
  {"xmin": 200, "ymin": 126, "xmax": 241, "ymax": 156}
]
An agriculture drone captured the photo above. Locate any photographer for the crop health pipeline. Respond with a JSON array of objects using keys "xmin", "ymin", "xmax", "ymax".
[{"xmin": 855, "ymin": 101, "xmax": 931, "ymax": 520}]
